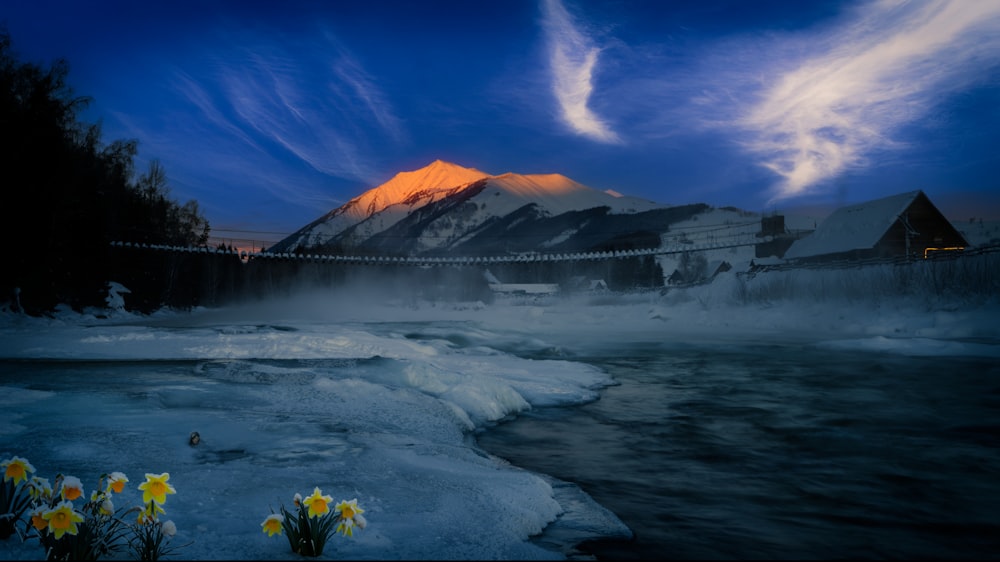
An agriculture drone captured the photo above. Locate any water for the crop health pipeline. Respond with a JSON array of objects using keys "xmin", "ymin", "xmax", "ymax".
[
  {"xmin": 476, "ymin": 342, "xmax": 1000, "ymax": 560},
  {"xmin": 4, "ymin": 308, "xmax": 1000, "ymax": 560}
]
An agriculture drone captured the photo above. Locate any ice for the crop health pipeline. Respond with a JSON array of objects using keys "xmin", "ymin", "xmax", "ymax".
[{"xmin": 0, "ymin": 301, "xmax": 621, "ymax": 560}]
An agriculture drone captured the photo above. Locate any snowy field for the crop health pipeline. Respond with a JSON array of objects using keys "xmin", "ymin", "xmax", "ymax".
[{"xmin": 1, "ymin": 265, "xmax": 998, "ymax": 560}]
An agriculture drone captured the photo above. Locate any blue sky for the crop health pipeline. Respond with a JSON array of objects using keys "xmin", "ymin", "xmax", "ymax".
[{"xmin": 4, "ymin": 0, "xmax": 999, "ymax": 245}]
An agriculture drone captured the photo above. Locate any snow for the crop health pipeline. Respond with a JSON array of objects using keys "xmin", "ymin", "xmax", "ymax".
[
  {"xmin": 279, "ymin": 160, "xmax": 667, "ymax": 253},
  {"xmin": 1, "ymin": 275, "xmax": 998, "ymax": 560},
  {"xmin": 783, "ymin": 190, "xmax": 920, "ymax": 259}
]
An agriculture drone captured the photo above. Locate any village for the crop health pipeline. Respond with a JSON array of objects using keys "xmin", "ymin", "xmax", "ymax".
[
  {"xmin": 484, "ymin": 189, "xmax": 995, "ymax": 298},
  {"xmin": 102, "ymin": 188, "xmax": 998, "ymax": 310}
]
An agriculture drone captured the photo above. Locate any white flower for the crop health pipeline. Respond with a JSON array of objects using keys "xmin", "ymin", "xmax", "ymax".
[{"xmin": 161, "ymin": 520, "xmax": 177, "ymax": 537}]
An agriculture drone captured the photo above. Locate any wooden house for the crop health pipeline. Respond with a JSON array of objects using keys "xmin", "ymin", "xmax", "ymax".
[{"xmin": 783, "ymin": 190, "xmax": 968, "ymax": 262}]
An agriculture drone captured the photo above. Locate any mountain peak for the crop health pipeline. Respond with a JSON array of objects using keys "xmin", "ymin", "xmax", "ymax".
[
  {"xmin": 370, "ymin": 160, "xmax": 489, "ymax": 204},
  {"xmin": 271, "ymin": 159, "xmax": 668, "ymax": 253},
  {"xmin": 339, "ymin": 160, "xmax": 487, "ymax": 215}
]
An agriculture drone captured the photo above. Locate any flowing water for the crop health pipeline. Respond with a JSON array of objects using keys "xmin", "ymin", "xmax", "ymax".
[{"xmin": 477, "ymin": 342, "xmax": 1000, "ymax": 560}]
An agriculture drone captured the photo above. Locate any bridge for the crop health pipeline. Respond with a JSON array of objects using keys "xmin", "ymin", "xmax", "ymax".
[{"xmin": 110, "ymin": 227, "xmax": 765, "ymax": 267}]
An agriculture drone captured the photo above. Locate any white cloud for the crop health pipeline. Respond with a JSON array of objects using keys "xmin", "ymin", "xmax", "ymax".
[
  {"xmin": 218, "ymin": 40, "xmax": 401, "ymax": 185},
  {"xmin": 741, "ymin": 0, "xmax": 1000, "ymax": 202},
  {"xmin": 540, "ymin": 0, "xmax": 621, "ymax": 143}
]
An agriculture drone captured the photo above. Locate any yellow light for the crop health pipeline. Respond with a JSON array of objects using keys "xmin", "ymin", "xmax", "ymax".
[{"xmin": 923, "ymin": 246, "xmax": 964, "ymax": 259}]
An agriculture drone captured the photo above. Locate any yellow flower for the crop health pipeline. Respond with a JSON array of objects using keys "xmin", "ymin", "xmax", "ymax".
[
  {"xmin": 136, "ymin": 500, "xmax": 165, "ymax": 525},
  {"xmin": 107, "ymin": 472, "xmax": 128, "ymax": 493},
  {"xmin": 60, "ymin": 476, "xmax": 83, "ymax": 501},
  {"xmin": 1, "ymin": 456, "xmax": 35, "ymax": 485},
  {"xmin": 28, "ymin": 476, "xmax": 52, "ymax": 500},
  {"xmin": 42, "ymin": 501, "xmax": 84, "ymax": 540},
  {"xmin": 333, "ymin": 499, "xmax": 365, "ymax": 537},
  {"xmin": 142, "ymin": 501, "xmax": 165, "ymax": 519},
  {"xmin": 29, "ymin": 507, "xmax": 48, "ymax": 532},
  {"xmin": 138, "ymin": 473, "xmax": 176, "ymax": 505},
  {"xmin": 303, "ymin": 487, "xmax": 332, "ymax": 518},
  {"xmin": 261, "ymin": 513, "xmax": 284, "ymax": 537},
  {"xmin": 100, "ymin": 498, "xmax": 115, "ymax": 516},
  {"xmin": 335, "ymin": 518, "xmax": 356, "ymax": 537},
  {"xmin": 334, "ymin": 498, "xmax": 364, "ymax": 521}
]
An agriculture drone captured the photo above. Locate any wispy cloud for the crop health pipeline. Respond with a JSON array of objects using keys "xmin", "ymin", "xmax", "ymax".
[
  {"xmin": 741, "ymin": 0, "xmax": 1000, "ymax": 203},
  {"xmin": 215, "ymin": 35, "xmax": 405, "ymax": 185},
  {"xmin": 540, "ymin": 0, "xmax": 621, "ymax": 143},
  {"xmin": 107, "ymin": 28, "xmax": 410, "ymax": 229}
]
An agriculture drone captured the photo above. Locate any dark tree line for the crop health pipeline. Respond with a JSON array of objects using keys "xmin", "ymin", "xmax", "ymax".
[{"xmin": 0, "ymin": 29, "xmax": 210, "ymax": 314}]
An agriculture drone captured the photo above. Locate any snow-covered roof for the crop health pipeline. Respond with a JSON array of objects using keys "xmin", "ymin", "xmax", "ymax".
[
  {"xmin": 488, "ymin": 283, "xmax": 560, "ymax": 294},
  {"xmin": 783, "ymin": 191, "xmax": 922, "ymax": 260}
]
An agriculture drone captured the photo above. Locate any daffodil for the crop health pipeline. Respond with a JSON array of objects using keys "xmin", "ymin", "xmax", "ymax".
[
  {"xmin": 1, "ymin": 456, "xmax": 34, "ymax": 485},
  {"xmin": 333, "ymin": 499, "xmax": 365, "ymax": 537},
  {"xmin": 140, "ymin": 501, "xmax": 165, "ymax": 521},
  {"xmin": 42, "ymin": 501, "xmax": 84, "ymax": 540},
  {"xmin": 100, "ymin": 498, "xmax": 115, "ymax": 516},
  {"xmin": 293, "ymin": 492, "xmax": 302, "ymax": 507},
  {"xmin": 138, "ymin": 472, "xmax": 176, "ymax": 505},
  {"xmin": 334, "ymin": 498, "xmax": 364, "ymax": 521},
  {"xmin": 335, "ymin": 517, "xmax": 356, "ymax": 537},
  {"xmin": 29, "ymin": 507, "xmax": 48, "ymax": 532},
  {"xmin": 28, "ymin": 476, "xmax": 52, "ymax": 500},
  {"xmin": 303, "ymin": 487, "xmax": 332, "ymax": 518},
  {"xmin": 60, "ymin": 476, "xmax": 83, "ymax": 501},
  {"xmin": 261, "ymin": 513, "xmax": 284, "ymax": 537},
  {"xmin": 107, "ymin": 471, "xmax": 128, "ymax": 493},
  {"xmin": 161, "ymin": 520, "xmax": 177, "ymax": 537}
]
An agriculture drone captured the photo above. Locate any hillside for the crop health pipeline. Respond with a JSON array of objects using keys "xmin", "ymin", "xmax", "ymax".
[{"xmin": 269, "ymin": 160, "xmax": 672, "ymax": 256}]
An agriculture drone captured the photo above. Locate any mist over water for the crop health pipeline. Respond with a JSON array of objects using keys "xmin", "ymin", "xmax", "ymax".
[{"xmin": 477, "ymin": 342, "xmax": 1000, "ymax": 560}]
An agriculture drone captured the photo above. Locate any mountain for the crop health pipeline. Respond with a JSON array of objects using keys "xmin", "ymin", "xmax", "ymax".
[{"xmin": 269, "ymin": 160, "xmax": 708, "ymax": 256}]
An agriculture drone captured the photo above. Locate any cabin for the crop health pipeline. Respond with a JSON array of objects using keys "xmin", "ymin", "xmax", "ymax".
[
  {"xmin": 667, "ymin": 259, "xmax": 731, "ymax": 286},
  {"xmin": 487, "ymin": 283, "xmax": 560, "ymax": 296},
  {"xmin": 483, "ymin": 268, "xmax": 560, "ymax": 295},
  {"xmin": 783, "ymin": 190, "xmax": 968, "ymax": 263},
  {"xmin": 565, "ymin": 276, "xmax": 609, "ymax": 292}
]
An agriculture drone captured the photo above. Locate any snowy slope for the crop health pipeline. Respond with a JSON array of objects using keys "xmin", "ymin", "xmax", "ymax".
[
  {"xmin": 271, "ymin": 161, "xmax": 664, "ymax": 254},
  {"xmin": 278, "ymin": 160, "xmax": 491, "ymax": 249}
]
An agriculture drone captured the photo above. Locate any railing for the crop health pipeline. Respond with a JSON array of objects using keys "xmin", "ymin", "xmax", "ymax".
[
  {"xmin": 110, "ymin": 240, "xmax": 999, "ymax": 271},
  {"xmin": 738, "ymin": 244, "xmax": 1000, "ymax": 279},
  {"xmin": 109, "ymin": 238, "xmax": 762, "ymax": 266}
]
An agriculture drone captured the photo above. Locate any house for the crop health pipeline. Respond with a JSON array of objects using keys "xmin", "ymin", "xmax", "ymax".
[
  {"xmin": 487, "ymin": 283, "xmax": 561, "ymax": 296},
  {"xmin": 667, "ymin": 259, "xmax": 731, "ymax": 286},
  {"xmin": 566, "ymin": 276, "xmax": 609, "ymax": 292},
  {"xmin": 483, "ymin": 269, "xmax": 559, "ymax": 295},
  {"xmin": 783, "ymin": 190, "xmax": 968, "ymax": 262}
]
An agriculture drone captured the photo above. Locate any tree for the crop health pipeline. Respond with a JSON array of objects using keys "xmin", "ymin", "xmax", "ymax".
[
  {"xmin": 677, "ymin": 251, "xmax": 707, "ymax": 284},
  {"xmin": 0, "ymin": 29, "xmax": 212, "ymax": 313}
]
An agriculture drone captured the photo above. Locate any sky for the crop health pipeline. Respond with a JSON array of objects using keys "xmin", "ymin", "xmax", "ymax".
[{"xmin": 3, "ymin": 0, "xmax": 1000, "ymax": 247}]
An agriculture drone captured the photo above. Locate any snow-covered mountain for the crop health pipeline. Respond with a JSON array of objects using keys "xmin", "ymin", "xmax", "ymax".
[{"xmin": 270, "ymin": 160, "xmax": 706, "ymax": 256}]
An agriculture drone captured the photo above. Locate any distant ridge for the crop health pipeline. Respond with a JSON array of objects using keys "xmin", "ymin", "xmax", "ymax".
[{"xmin": 269, "ymin": 160, "xmax": 685, "ymax": 255}]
